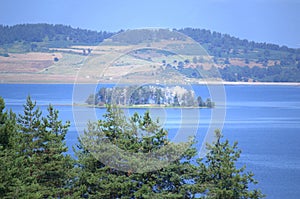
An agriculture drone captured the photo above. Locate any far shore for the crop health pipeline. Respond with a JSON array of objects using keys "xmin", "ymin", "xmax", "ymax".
[
  {"xmin": 1, "ymin": 80, "xmax": 300, "ymax": 86},
  {"xmin": 204, "ymin": 81, "xmax": 300, "ymax": 86}
]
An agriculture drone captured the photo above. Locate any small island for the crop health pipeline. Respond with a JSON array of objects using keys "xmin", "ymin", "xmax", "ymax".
[{"xmin": 86, "ymin": 85, "xmax": 215, "ymax": 108}]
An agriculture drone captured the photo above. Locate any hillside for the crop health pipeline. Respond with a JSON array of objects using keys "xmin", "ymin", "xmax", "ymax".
[{"xmin": 0, "ymin": 24, "xmax": 300, "ymax": 83}]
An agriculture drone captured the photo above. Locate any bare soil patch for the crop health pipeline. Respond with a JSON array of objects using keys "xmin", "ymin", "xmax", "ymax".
[{"xmin": 0, "ymin": 52, "xmax": 62, "ymax": 73}]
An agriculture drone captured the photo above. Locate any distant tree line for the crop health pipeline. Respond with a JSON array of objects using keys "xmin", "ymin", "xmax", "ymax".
[
  {"xmin": 0, "ymin": 96, "xmax": 264, "ymax": 198},
  {"xmin": 1, "ymin": 24, "xmax": 299, "ymax": 55},
  {"xmin": 178, "ymin": 28, "xmax": 300, "ymax": 56},
  {"xmin": 110, "ymin": 29, "xmax": 186, "ymax": 44},
  {"xmin": 0, "ymin": 24, "xmax": 113, "ymax": 46},
  {"xmin": 86, "ymin": 85, "xmax": 215, "ymax": 108},
  {"xmin": 219, "ymin": 65, "xmax": 300, "ymax": 82}
]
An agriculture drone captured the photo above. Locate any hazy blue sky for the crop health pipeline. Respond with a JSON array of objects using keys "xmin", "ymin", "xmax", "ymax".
[{"xmin": 0, "ymin": 0, "xmax": 299, "ymax": 48}]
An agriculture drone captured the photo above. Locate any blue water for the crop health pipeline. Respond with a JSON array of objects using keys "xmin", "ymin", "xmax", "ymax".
[{"xmin": 0, "ymin": 84, "xmax": 300, "ymax": 199}]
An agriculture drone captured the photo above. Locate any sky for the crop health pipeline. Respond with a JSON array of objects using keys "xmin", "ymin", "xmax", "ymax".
[{"xmin": 0, "ymin": 0, "xmax": 299, "ymax": 48}]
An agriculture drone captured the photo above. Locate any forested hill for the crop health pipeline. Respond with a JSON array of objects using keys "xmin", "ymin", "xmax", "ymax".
[
  {"xmin": 0, "ymin": 24, "xmax": 113, "ymax": 47},
  {"xmin": 178, "ymin": 28, "xmax": 300, "ymax": 82},
  {"xmin": 0, "ymin": 24, "xmax": 298, "ymax": 53},
  {"xmin": 178, "ymin": 28, "xmax": 300, "ymax": 55},
  {"xmin": 1, "ymin": 24, "xmax": 300, "ymax": 82}
]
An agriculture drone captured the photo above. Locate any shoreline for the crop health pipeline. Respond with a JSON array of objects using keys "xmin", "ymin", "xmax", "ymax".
[
  {"xmin": 33, "ymin": 103, "xmax": 213, "ymax": 109},
  {"xmin": 211, "ymin": 81, "xmax": 300, "ymax": 86}
]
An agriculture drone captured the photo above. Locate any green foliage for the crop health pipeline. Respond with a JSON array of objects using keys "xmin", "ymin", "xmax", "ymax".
[
  {"xmin": 178, "ymin": 28, "xmax": 299, "ymax": 57},
  {"xmin": 89, "ymin": 85, "xmax": 213, "ymax": 107},
  {"xmin": 0, "ymin": 96, "xmax": 73, "ymax": 198},
  {"xmin": 0, "ymin": 24, "xmax": 113, "ymax": 52},
  {"xmin": 110, "ymin": 29, "xmax": 186, "ymax": 45},
  {"xmin": 197, "ymin": 96, "xmax": 205, "ymax": 107},
  {"xmin": 196, "ymin": 129, "xmax": 265, "ymax": 198},
  {"xmin": 0, "ymin": 98, "xmax": 16, "ymax": 149},
  {"xmin": 205, "ymin": 98, "xmax": 215, "ymax": 108},
  {"xmin": 0, "ymin": 97, "xmax": 18, "ymax": 197},
  {"xmin": 74, "ymin": 105, "xmax": 198, "ymax": 198},
  {"xmin": 74, "ymin": 106, "xmax": 264, "ymax": 198},
  {"xmin": 219, "ymin": 65, "xmax": 300, "ymax": 82},
  {"xmin": 85, "ymin": 94, "xmax": 96, "ymax": 105},
  {"xmin": 0, "ymin": 98, "xmax": 264, "ymax": 198}
]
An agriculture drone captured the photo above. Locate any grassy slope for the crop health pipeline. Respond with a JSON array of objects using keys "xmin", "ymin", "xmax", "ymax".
[{"xmin": 0, "ymin": 31, "xmax": 299, "ymax": 83}]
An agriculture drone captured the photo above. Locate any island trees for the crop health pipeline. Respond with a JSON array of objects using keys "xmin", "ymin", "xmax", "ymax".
[{"xmin": 86, "ymin": 85, "xmax": 215, "ymax": 108}]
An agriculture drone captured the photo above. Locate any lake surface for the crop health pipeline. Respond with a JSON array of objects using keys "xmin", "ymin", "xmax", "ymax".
[{"xmin": 0, "ymin": 84, "xmax": 300, "ymax": 199}]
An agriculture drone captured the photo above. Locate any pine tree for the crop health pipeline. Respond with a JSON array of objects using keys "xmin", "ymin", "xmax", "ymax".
[
  {"xmin": 35, "ymin": 105, "xmax": 73, "ymax": 197},
  {"xmin": 74, "ymin": 105, "xmax": 197, "ymax": 198},
  {"xmin": 195, "ymin": 129, "xmax": 265, "ymax": 198},
  {"xmin": 11, "ymin": 96, "xmax": 73, "ymax": 198},
  {"xmin": 0, "ymin": 97, "xmax": 17, "ymax": 149},
  {"xmin": 75, "ymin": 107, "xmax": 264, "ymax": 198},
  {"xmin": 0, "ymin": 97, "xmax": 19, "ymax": 197},
  {"xmin": 0, "ymin": 97, "xmax": 35, "ymax": 198},
  {"xmin": 173, "ymin": 94, "xmax": 180, "ymax": 106},
  {"xmin": 0, "ymin": 97, "xmax": 264, "ymax": 198}
]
